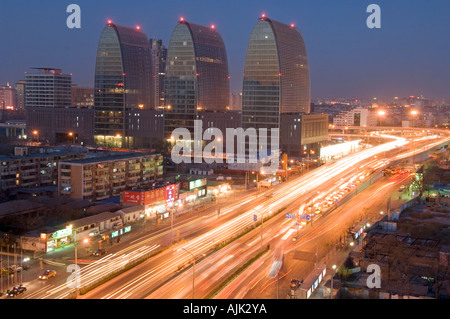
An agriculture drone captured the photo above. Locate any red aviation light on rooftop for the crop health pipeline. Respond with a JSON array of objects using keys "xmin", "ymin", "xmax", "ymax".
[
  {"xmin": 107, "ymin": 19, "xmax": 112, "ymax": 25},
  {"xmin": 261, "ymin": 13, "xmax": 266, "ymax": 18},
  {"xmin": 179, "ymin": 16, "xmax": 184, "ymax": 22},
  {"xmin": 290, "ymin": 23, "xmax": 295, "ymax": 28},
  {"xmin": 211, "ymin": 24, "xmax": 215, "ymax": 29},
  {"xmin": 136, "ymin": 25, "xmax": 141, "ymax": 30}
]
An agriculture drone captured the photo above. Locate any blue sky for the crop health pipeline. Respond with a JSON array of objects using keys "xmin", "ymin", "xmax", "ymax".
[{"xmin": 1, "ymin": 0, "xmax": 450, "ymax": 99}]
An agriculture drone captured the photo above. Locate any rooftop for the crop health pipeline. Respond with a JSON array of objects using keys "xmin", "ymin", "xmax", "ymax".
[
  {"xmin": 59, "ymin": 151, "xmax": 158, "ymax": 165},
  {"xmin": 57, "ymin": 211, "xmax": 122, "ymax": 230}
]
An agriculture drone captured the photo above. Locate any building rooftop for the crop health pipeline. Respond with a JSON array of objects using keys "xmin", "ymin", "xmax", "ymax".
[
  {"xmin": 57, "ymin": 211, "xmax": 122, "ymax": 230},
  {"xmin": 0, "ymin": 146, "xmax": 87, "ymax": 161},
  {"xmin": 0, "ymin": 199, "xmax": 47, "ymax": 218},
  {"xmin": 59, "ymin": 151, "xmax": 157, "ymax": 165}
]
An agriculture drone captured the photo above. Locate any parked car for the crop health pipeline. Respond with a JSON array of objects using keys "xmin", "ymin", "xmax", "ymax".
[
  {"xmin": 39, "ymin": 269, "xmax": 56, "ymax": 280},
  {"xmin": 92, "ymin": 248, "xmax": 107, "ymax": 257}
]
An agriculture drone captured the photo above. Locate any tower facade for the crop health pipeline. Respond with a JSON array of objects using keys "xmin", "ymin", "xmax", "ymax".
[
  {"xmin": 164, "ymin": 19, "xmax": 230, "ymax": 139},
  {"xmin": 94, "ymin": 21, "xmax": 154, "ymax": 148},
  {"xmin": 242, "ymin": 16, "xmax": 310, "ymax": 155}
]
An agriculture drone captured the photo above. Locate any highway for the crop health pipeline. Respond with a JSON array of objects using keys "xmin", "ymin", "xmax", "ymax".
[{"xmin": 17, "ymin": 129, "xmax": 450, "ymax": 299}]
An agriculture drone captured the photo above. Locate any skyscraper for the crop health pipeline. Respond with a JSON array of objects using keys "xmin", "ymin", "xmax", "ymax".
[
  {"xmin": 94, "ymin": 21, "xmax": 154, "ymax": 148},
  {"xmin": 164, "ymin": 18, "xmax": 230, "ymax": 139},
  {"xmin": 15, "ymin": 80, "xmax": 26, "ymax": 111},
  {"xmin": 150, "ymin": 39, "xmax": 167, "ymax": 109},
  {"xmin": 25, "ymin": 68, "xmax": 72, "ymax": 108},
  {"xmin": 0, "ymin": 83, "xmax": 16, "ymax": 110},
  {"xmin": 242, "ymin": 15, "xmax": 310, "ymax": 156}
]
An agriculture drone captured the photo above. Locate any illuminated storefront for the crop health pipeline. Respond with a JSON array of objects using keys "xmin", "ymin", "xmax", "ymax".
[{"xmin": 41, "ymin": 226, "xmax": 73, "ymax": 253}]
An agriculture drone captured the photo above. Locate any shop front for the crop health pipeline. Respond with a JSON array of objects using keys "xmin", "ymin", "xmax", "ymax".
[{"xmin": 41, "ymin": 226, "xmax": 73, "ymax": 253}]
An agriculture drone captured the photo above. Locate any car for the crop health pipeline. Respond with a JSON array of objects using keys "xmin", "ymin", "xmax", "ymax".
[
  {"xmin": 39, "ymin": 269, "xmax": 56, "ymax": 280},
  {"xmin": 399, "ymin": 185, "xmax": 406, "ymax": 191},
  {"xmin": 7, "ymin": 285, "xmax": 26, "ymax": 298},
  {"xmin": 92, "ymin": 248, "xmax": 107, "ymax": 257}
]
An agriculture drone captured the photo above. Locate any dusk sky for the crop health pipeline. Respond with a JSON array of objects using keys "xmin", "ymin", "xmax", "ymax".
[{"xmin": 1, "ymin": 0, "xmax": 450, "ymax": 100}]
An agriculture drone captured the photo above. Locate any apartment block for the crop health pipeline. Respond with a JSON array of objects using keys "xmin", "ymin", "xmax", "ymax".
[
  {"xmin": 58, "ymin": 152, "xmax": 163, "ymax": 201},
  {"xmin": 0, "ymin": 146, "xmax": 87, "ymax": 192}
]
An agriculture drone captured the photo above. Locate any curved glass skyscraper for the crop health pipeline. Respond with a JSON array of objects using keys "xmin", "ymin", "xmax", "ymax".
[
  {"xmin": 242, "ymin": 16, "xmax": 310, "ymax": 149},
  {"xmin": 164, "ymin": 18, "xmax": 230, "ymax": 138},
  {"xmin": 94, "ymin": 21, "xmax": 153, "ymax": 148}
]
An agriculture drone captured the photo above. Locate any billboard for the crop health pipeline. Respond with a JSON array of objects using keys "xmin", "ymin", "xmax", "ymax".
[{"xmin": 123, "ymin": 184, "xmax": 179, "ymax": 206}]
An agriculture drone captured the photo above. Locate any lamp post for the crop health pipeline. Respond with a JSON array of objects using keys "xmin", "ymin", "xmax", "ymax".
[
  {"xmin": 182, "ymin": 248, "xmax": 195, "ymax": 299},
  {"xmin": 411, "ymin": 110, "xmax": 419, "ymax": 165},
  {"xmin": 68, "ymin": 132, "xmax": 74, "ymax": 145},
  {"xmin": 32, "ymin": 130, "xmax": 39, "ymax": 143},
  {"xmin": 260, "ymin": 211, "xmax": 268, "ymax": 251},
  {"xmin": 115, "ymin": 134, "xmax": 121, "ymax": 148},
  {"xmin": 330, "ymin": 264, "xmax": 337, "ymax": 299},
  {"xmin": 377, "ymin": 110, "xmax": 386, "ymax": 127}
]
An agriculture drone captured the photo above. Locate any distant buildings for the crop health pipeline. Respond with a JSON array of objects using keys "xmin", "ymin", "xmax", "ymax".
[
  {"xmin": 164, "ymin": 18, "xmax": 230, "ymax": 139},
  {"xmin": 0, "ymin": 146, "xmax": 87, "ymax": 193},
  {"xmin": 94, "ymin": 21, "xmax": 154, "ymax": 148},
  {"xmin": 15, "ymin": 80, "xmax": 26, "ymax": 111},
  {"xmin": 58, "ymin": 152, "xmax": 163, "ymax": 201},
  {"xmin": 26, "ymin": 106, "xmax": 95, "ymax": 145},
  {"xmin": 333, "ymin": 107, "xmax": 378, "ymax": 127},
  {"xmin": 230, "ymin": 93, "xmax": 242, "ymax": 111},
  {"xmin": 0, "ymin": 83, "xmax": 16, "ymax": 110},
  {"xmin": 25, "ymin": 68, "xmax": 72, "ymax": 108},
  {"xmin": 71, "ymin": 84, "xmax": 94, "ymax": 108},
  {"xmin": 150, "ymin": 39, "xmax": 167, "ymax": 109}
]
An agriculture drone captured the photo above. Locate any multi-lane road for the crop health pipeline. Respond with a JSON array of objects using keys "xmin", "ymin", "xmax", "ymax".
[{"xmin": 15, "ymin": 129, "xmax": 450, "ymax": 299}]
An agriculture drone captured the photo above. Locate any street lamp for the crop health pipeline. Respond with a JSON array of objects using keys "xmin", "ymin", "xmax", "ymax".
[
  {"xmin": 32, "ymin": 130, "xmax": 39, "ymax": 142},
  {"xmin": 181, "ymin": 248, "xmax": 196, "ymax": 299},
  {"xmin": 330, "ymin": 264, "xmax": 337, "ymax": 299},
  {"xmin": 378, "ymin": 110, "xmax": 386, "ymax": 127}
]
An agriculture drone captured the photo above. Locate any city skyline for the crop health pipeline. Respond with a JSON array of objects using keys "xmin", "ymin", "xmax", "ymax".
[{"xmin": 1, "ymin": 0, "xmax": 450, "ymax": 100}]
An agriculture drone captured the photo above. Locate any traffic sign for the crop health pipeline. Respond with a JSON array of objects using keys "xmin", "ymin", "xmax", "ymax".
[
  {"xmin": 286, "ymin": 213, "xmax": 296, "ymax": 219},
  {"xmin": 300, "ymin": 214, "xmax": 311, "ymax": 221},
  {"xmin": 253, "ymin": 214, "xmax": 257, "ymax": 221}
]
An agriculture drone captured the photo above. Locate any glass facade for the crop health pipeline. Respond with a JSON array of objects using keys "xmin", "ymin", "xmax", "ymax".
[
  {"xmin": 164, "ymin": 20, "xmax": 229, "ymax": 139},
  {"xmin": 242, "ymin": 17, "xmax": 310, "ymax": 154},
  {"xmin": 94, "ymin": 23, "xmax": 153, "ymax": 148}
]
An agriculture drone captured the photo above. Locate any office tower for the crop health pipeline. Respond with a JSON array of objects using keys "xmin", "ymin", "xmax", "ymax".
[
  {"xmin": 71, "ymin": 84, "xmax": 94, "ymax": 107},
  {"xmin": 242, "ymin": 15, "xmax": 310, "ymax": 156},
  {"xmin": 94, "ymin": 20, "xmax": 154, "ymax": 148},
  {"xmin": 164, "ymin": 18, "xmax": 230, "ymax": 139},
  {"xmin": 230, "ymin": 93, "xmax": 243, "ymax": 111},
  {"xmin": 15, "ymin": 80, "xmax": 26, "ymax": 111},
  {"xmin": 0, "ymin": 83, "xmax": 16, "ymax": 110},
  {"xmin": 150, "ymin": 39, "xmax": 167, "ymax": 109},
  {"xmin": 25, "ymin": 68, "xmax": 72, "ymax": 108}
]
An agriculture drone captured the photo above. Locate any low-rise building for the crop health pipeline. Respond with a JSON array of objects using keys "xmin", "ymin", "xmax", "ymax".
[
  {"xmin": 58, "ymin": 152, "xmax": 164, "ymax": 201},
  {"xmin": 0, "ymin": 146, "xmax": 87, "ymax": 193}
]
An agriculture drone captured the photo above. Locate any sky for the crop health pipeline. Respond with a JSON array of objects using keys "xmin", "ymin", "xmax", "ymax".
[{"xmin": 1, "ymin": 0, "xmax": 450, "ymax": 100}]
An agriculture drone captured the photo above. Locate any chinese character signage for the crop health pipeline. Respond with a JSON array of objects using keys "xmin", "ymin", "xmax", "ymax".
[{"xmin": 165, "ymin": 184, "xmax": 179, "ymax": 203}]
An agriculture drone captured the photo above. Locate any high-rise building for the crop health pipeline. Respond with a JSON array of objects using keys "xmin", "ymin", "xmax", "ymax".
[
  {"xmin": 242, "ymin": 15, "xmax": 310, "ymax": 156},
  {"xmin": 164, "ymin": 18, "xmax": 230, "ymax": 139},
  {"xmin": 149, "ymin": 39, "xmax": 167, "ymax": 109},
  {"xmin": 0, "ymin": 83, "xmax": 16, "ymax": 110},
  {"xmin": 15, "ymin": 80, "xmax": 26, "ymax": 111},
  {"xmin": 72, "ymin": 84, "xmax": 94, "ymax": 108},
  {"xmin": 230, "ymin": 93, "xmax": 242, "ymax": 111},
  {"xmin": 25, "ymin": 68, "xmax": 72, "ymax": 108},
  {"xmin": 94, "ymin": 21, "xmax": 154, "ymax": 148}
]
